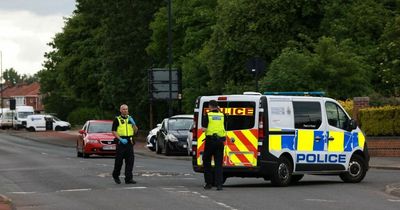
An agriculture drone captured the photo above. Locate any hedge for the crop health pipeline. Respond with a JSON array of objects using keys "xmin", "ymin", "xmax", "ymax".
[
  {"xmin": 359, "ymin": 106, "xmax": 400, "ymax": 136},
  {"xmin": 67, "ymin": 107, "xmax": 115, "ymax": 126}
]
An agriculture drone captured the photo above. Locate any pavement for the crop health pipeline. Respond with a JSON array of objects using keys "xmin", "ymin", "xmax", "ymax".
[{"xmin": 1, "ymin": 129, "xmax": 400, "ymax": 209}]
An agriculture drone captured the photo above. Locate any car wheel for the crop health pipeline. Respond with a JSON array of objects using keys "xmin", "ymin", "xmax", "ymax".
[
  {"xmin": 149, "ymin": 137, "xmax": 156, "ymax": 151},
  {"xmin": 165, "ymin": 141, "xmax": 172, "ymax": 156},
  {"xmin": 82, "ymin": 147, "xmax": 90, "ymax": 158},
  {"xmin": 28, "ymin": 127, "xmax": 35, "ymax": 132},
  {"xmin": 155, "ymin": 139, "xmax": 162, "ymax": 154},
  {"xmin": 270, "ymin": 156, "xmax": 292, "ymax": 187},
  {"xmin": 77, "ymin": 149, "xmax": 83, "ymax": 157},
  {"xmin": 290, "ymin": 174, "xmax": 304, "ymax": 184},
  {"xmin": 339, "ymin": 154, "xmax": 367, "ymax": 183},
  {"xmin": 55, "ymin": 126, "xmax": 61, "ymax": 131}
]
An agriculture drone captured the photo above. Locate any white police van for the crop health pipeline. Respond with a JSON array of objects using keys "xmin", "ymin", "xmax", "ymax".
[{"xmin": 191, "ymin": 92, "xmax": 369, "ymax": 186}]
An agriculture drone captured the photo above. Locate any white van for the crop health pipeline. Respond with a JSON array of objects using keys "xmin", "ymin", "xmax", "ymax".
[
  {"xmin": 14, "ymin": 106, "xmax": 35, "ymax": 129},
  {"xmin": 191, "ymin": 92, "xmax": 369, "ymax": 186},
  {"xmin": 0, "ymin": 108, "xmax": 14, "ymax": 129},
  {"xmin": 26, "ymin": 114, "xmax": 71, "ymax": 131}
]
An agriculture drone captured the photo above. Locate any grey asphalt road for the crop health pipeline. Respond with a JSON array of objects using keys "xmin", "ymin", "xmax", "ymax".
[{"xmin": 0, "ymin": 133, "xmax": 400, "ymax": 210}]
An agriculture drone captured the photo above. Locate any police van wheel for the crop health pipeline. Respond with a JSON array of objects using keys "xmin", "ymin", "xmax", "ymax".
[
  {"xmin": 271, "ymin": 156, "xmax": 292, "ymax": 187},
  {"xmin": 290, "ymin": 175, "xmax": 304, "ymax": 184},
  {"xmin": 340, "ymin": 154, "xmax": 367, "ymax": 183}
]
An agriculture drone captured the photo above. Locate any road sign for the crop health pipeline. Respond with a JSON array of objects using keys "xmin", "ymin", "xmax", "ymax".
[{"xmin": 148, "ymin": 68, "xmax": 181, "ymax": 100}]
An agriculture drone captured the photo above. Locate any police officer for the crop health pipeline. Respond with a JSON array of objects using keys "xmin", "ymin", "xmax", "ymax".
[
  {"xmin": 112, "ymin": 104, "xmax": 138, "ymax": 184},
  {"xmin": 202, "ymin": 100, "xmax": 226, "ymax": 191}
]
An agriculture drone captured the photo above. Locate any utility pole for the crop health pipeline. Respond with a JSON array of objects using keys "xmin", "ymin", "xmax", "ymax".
[{"xmin": 168, "ymin": 0, "xmax": 173, "ymax": 117}]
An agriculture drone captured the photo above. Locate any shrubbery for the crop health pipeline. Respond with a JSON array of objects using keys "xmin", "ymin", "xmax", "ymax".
[
  {"xmin": 67, "ymin": 107, "xmax": 115, "ymax": 126},
  {"xmin": 359, "ymin": 106, "xmax": 400, "ymax": 136},
  {"xmin": 338, "ymin": 99, "xmax": 353, "ymax": 118}
]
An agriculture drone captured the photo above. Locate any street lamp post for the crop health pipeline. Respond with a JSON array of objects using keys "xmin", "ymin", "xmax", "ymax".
[{"xmin": 168, "ymin": 0, "xmax": 173, "ymax": 117}]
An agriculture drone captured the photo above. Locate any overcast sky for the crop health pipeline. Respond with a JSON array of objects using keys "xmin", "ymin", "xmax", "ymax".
[{"xmin": 0, "ymin": 0, "xmax": 76, "ymax": 75}]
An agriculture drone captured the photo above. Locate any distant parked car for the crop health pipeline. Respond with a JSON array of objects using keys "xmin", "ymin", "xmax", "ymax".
[
  {"xmin": 156, "ymin": 115, "xmax": 193, "ymax": 155},
  {"xmin": 76, "ymin": 120, "xmax": 115, "ymax": 158},
  {"xmin": 146, "ymin": 123, "xmax": 162, "ymax": 151}
]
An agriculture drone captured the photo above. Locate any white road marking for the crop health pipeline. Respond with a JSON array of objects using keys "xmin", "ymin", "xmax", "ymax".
[
  {"xmin": 96, "ymin": 164, "xmax": 108, "ymax": 167},
  {"xmin": 57, "ymin": 188, "xmax": 91, "ymax": 192},
  {"xmin": 10, "ymin": 192, "xmax": 36, "ymax": 194},
  {"xmin": 215, "ymin": 202, "xmax": 238, "ymax": 210},
  {"xmin": 41, "ymin": 152, "xmax": 48, "ymax": 155},
  {"xmin": 97, "ymin": 173, "xmax": 110, "ymax": 178},
  {"xmin": 200, "ymin": 195, "xmax": 208, "ymax": 198},
  {"xmin": 388, "ymin": 199, "xmax": 400, "ymax": 202},
  {"xmin": 122, "ymin": 187, "xmax": 147, "ymax": 190},
  {"xmin": 305, "ymin": 198, "xmax": 336, "ymax": 203}
]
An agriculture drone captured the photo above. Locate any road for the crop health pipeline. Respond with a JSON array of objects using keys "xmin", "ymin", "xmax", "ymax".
[{"xmin": 0, "ymin": 133, "xmax": 400, "ymax": 210}]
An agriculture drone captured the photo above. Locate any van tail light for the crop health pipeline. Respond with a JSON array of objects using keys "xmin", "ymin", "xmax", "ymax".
[
  {"xmin": 192, "ymin": 112, "xmax": 198, "ymax": 140},
  {"xmin": 192, "ymin": 112, "xmax": 199, "ymax": 156},
  {"xmin": 258, "ymin": 112, "xmax": 265, "ymax": 139}
]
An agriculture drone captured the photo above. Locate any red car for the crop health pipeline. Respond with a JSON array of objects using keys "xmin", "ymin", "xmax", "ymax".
[{"xmin": 76, "ymin": 120, "xmax": 116, "ymax": 158}]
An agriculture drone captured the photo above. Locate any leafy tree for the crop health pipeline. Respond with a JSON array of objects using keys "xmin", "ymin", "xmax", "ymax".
[
  {"xmin": 3, "ymin": 68, "xmax": 22, "ymax": 85},
  {"xmin": 377, "ymin": 16, "xmax": 400, "ymax": 96},
  {"xmin": 262, "ymin": 37, "xmax": 372, "ymax": 99}
]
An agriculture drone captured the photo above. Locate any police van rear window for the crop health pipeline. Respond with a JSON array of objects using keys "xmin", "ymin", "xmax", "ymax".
[
  {"xmin": 202, "ymin": 101, "xmax": 256, "ymax": 130},
  {"xmin": 293, "ymin": 101, "xmax": 322, "ymax": 129}
]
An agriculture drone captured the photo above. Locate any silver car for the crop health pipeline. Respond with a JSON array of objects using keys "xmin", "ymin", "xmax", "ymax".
[{"xmin": 146, "ymin": 123, "xmax": 161, "ymax": 151}]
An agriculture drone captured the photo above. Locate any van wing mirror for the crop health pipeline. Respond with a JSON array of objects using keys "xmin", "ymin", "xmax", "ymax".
[
  {"xmin": 348, "ymin": 119, "xmax": 358, "ymax": 131},
  {"xmin": 79, "ymin": 130, "xmax": 86, "ymax": 134}
]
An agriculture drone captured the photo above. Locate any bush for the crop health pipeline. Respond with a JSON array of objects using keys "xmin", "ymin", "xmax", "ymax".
[
  {"xmin": 67, "ymin": 107, "xmax": 115, "ymax": 126},
  {"xmin": 359, "ymin": 106, "xmax": 400, "ymax": 136},
  {"xmin": 338, "ymin": 99, "xmax": 353, "ymax": 117}
]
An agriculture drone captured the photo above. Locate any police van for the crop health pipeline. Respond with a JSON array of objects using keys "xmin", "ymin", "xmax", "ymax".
[{"xmin": 191, "ymin": 92, "xmax": 369, "ymax": 186}]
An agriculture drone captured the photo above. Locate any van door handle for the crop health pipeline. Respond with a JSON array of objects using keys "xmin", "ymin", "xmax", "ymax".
[
  {"xmin": 328, "ymin": 136, "xmax": 335, "ymax": 141},
  {"xmin": 315, "ymin": 136, "xmax": 322, "ymax": 141},
  {"xmin": 230, "ymin": 137, "xmax": 235, "ymax": 143}
]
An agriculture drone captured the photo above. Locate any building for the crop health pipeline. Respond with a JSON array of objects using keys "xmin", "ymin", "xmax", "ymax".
[{"xmin": 1, "ymin": 82, "xmax": 44, "ymax": 112}]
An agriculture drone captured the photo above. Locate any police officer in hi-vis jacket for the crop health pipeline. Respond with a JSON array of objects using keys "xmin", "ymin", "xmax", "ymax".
[
  {"xmin": 202, "ymin": 100, "xmax": 226, "ymax": 191},
  {"xmin": 112, "ymin": 104, "xmax": 138, "ymax": 184}
]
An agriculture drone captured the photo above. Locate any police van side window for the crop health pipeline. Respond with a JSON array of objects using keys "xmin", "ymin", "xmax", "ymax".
[
  {"xmin": 293, "ymin": 101, "xmax": 322, "ymax": 129},
  {"xmin": 325, "ymin": 102, "xmax": 349, "ymax": 130}
]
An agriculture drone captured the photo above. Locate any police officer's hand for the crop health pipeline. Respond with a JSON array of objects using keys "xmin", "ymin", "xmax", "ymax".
[
  {"xmin": 119, "ymin": 138, "xmax": 128, "ymax": 144},
  {"xmin": 128, "ymin": 116, "xmax": 135, "ymax": 125}
]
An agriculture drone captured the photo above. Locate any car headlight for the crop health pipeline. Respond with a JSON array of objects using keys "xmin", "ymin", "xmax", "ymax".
[
  {"xmin": 87, "ymin": 139, "xmax": 98, "ymax": 144},
  {"xmin": 166, "ymin": 134, "xmax": 178, "ymax": 142}
]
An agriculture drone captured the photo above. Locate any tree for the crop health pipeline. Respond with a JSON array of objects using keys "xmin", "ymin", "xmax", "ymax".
[
  {"xmin": 377, "ymin": 16, "xmax": 400, "ymax": 96},
  {"xmin": 262, "ymin": 37, "xmax": 372, "ymax": 99},
  {"xmin": 3, "ymin": 68, "xmax": 22, "ymax": 85}
]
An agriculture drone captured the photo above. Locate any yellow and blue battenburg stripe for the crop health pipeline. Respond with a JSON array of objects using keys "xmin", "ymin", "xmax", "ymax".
[{"xmin": 269, "ymin": 129, "xmax": 365, "ymax": 152}]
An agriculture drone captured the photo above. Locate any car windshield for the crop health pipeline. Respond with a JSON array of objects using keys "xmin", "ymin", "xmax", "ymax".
[
  {"xmin": 88, "ymin": 122, "xmax": 112, "ymax": 133},
  {"xmin": 52, "ymin": 116, "xmax": 61, "ymax": 121},
  {"xmin": 168, "ymin": 118, "xmax": 192, "ymax": 131},
  {"xmin": 18, "ymin": 112, "xmax": 34, "ymax": 119}
]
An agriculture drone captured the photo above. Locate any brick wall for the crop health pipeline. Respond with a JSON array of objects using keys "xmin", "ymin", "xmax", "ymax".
[{"xmin": 367, "ymin": 137, "xmax": 400, "ymax": 157}]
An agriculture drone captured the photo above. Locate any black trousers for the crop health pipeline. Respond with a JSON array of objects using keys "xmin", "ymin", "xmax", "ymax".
[
  {"xmin": 112, "ymin": 140, "xmax": 134, "ymax": 182},
  {"xmin": 202, "ymin": 136, "xmax": 225, "ymax": 187}
]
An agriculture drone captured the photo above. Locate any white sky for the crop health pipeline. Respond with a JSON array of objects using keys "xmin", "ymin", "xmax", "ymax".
[{"xmin": 0, "ymin": 0, "xmax": 76, "ymax": 76}]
